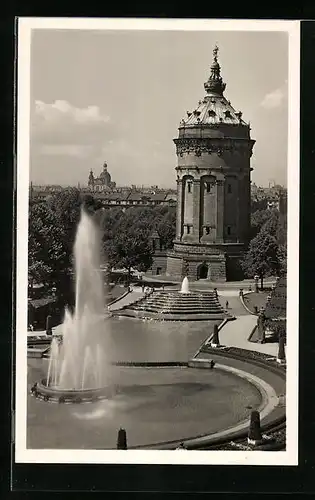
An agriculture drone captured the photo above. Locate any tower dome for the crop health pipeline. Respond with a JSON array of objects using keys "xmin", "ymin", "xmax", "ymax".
[
  {"xmin": 99, "ymin": 162, "xmax": 112, "ymax": 186},
  {"xmin": 178, "ymin": 45, "xmax": 250, "ymax": 135}
]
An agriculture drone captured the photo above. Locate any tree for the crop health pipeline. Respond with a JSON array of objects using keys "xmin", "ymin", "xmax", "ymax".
[
  {"xmin": 249, "ymin": 208, "xmax": 276, "ymax": 239},
  {"xmin": 96, "ymin": 207, "xmax": 124, "ymax": 268},
  {"xmin": 276, "ymin": 212, "xmax": 287, "ymax": 275},
  {"xmin": 107, "ymin": 209, "xmax": 154, "ymax": 283},
  {"xmin": 49, "ymin": 188, "xmax": 100, "ymax": 254},
  {"xmin": 156, "ymin": 210, "xmax": 176, "ymax": 249},
  {"xmin": 241, "ymin": 211, "xmax": 282, "ymax": 289},
  {"xmin": 29, "ymin": 189, "xmax": 102, "ymax": 305},
  {"xmin": 251, "ymin": 198, "xmax": 268, "ymax": 212},
  {"xmin": 28, "ymin": 201, "xmax": 68, "ymax": 292}
]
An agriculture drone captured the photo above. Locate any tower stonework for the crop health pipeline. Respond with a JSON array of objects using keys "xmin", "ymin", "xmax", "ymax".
[{"xmin": 166, "ymin": 46, "xmax": 255, "ymax": 281}]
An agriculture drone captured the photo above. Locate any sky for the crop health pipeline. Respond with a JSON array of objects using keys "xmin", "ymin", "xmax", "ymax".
[{"xmin": 29, "ymin": 28, "xmax": 288, "ymax": 188}]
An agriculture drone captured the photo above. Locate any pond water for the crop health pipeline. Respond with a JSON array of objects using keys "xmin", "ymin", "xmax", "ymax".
[
  {"xmin": 105, "ymin": 317, "xmax": 219, "ymax": 363},
  {"xmin": 27, "ymin": 360, "xmax": 261, "ymax": 449},
  {"xmin": 27, "ymin": 316, "xmax": 263, "ymax": 449}
]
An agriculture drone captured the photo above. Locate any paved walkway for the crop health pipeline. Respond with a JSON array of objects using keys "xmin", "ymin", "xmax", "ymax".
[
  {"xmin": 209, "ymin": 291, "xmax": 280, "ymax": 356},
  {"xmin": 217, "ymin": 292, "xmax": 249, "ymax": 316},
  {"xmin": 108, "ymin": 290, "xmax": 145, "ymax": 312},
  {"xmin": 195, "ymin": 292, "xmax": 280, "ymax": 357},
  {"xmin": 213, "ymin": 315, "xmax": 279, "ymax": 356}
]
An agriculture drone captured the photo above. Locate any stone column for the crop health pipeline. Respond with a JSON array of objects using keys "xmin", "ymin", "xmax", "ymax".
[
  {"xmin": 216, "ymin": 178, "xmax": 225, "ymax": 243},
  {"xmin": 235, "ymin": 176, "xmax": 240, "ymax": 242},
  {"xmin": 247, "ymin": 173, "xmax": 252, "ymax": 242},
  {"xmin": 176, "ymin": 178, "xmax": 183, "ymax": 240},
  {"xmin": 192, "ymin": 179, "xmax": 201, "ymax": 242}
]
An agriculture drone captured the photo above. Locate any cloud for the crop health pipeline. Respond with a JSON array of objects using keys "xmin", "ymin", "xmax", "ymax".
[
  {"xmin": 34, "ymin": 100, "xmax": 109, "ymax": 125},
  {"xmin": 31, "ymin": 99, "xmax": 112, "ymax": 148},
  {"xmin": 260, "ymin": 84, "xmax": 287, "ymax": 109}
]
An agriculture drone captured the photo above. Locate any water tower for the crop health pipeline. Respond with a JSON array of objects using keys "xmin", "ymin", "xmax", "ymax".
[{"xmin": 166, "ymin": 46, "xmax": 255, "ymax": 281}]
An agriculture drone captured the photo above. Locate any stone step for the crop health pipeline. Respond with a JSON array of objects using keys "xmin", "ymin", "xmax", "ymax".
[
  {"xmin": 151, "ymin": 292, "xmax": 215, "ymax": 296},
  {"xmin": 133, "ymin": 297, "xmax": 221, "ymax": 304},
  {"xmin": 131, "ymin": 303, "xmax": 222, "ymax": 308},
  {"xmin": 120, "ymin": 289, "xmax": 224, "ymax": 318},
  {"xmin": 112, "ymin": 309, "xmax": 227, "ymax": 321},
  {"xmin": 142, "ymin": 297, "xmax": 219, "ymax": 302},
  {"xmin": 130, "ymin": 303, "xmax": 223, "ymax": 309},
  {"xmin": 152, "ymin": 293, "xmax": 216, "ymax": 299},
  {"xmin": 126, "ymin": 306, "xmax": 223, "ymax": 314},
  {"xmin": 139, "ymin": 304, "xmax": 221, "ymax": 309},
  {"xmin": 137, "ymin": 300, "xmax": 221, "ymax": 306}
]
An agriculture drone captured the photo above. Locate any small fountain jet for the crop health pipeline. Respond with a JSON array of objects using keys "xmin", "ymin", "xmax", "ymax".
[{"xmin": 180, "ymin": 276, "xmax": 190, "ymax": 294}]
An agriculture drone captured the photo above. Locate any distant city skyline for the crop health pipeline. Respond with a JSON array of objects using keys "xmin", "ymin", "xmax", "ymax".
[
  {"xmin": 30, "ymin": 28, "xmax": 288, "ymax": 188},
  {"xmin": 29, "ymin": 178, "xmax": 287, "ymax": 190}
]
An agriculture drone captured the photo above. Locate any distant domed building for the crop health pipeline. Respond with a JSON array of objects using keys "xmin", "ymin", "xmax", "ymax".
[
  {"xmin": 162, "ymin": 45, "xmax": 255, "ymax": 281},
  {"xmin": 88, "ymin": 162, "xmax": 116, "ymax": 192}
]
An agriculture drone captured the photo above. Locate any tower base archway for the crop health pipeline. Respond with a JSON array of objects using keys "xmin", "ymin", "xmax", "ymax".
[{"xmin": 197, "ymin": 263, "xmax": 209, "ymax": 280}]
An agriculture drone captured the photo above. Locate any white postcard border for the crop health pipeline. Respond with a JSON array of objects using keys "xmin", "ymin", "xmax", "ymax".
[{"xmin": 15, "ymin": 17, "xmax": 300, "ymax": 466}]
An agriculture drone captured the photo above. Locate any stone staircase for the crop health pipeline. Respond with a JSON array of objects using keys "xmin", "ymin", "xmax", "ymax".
[{"xmin": 111, "ymin": 290, "xmax": 230, "ymax": 321}]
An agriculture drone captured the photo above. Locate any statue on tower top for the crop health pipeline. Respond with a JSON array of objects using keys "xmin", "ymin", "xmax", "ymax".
[{"xmin": 204, "ymin": 44, "xmax": 226, "ymax": 96}]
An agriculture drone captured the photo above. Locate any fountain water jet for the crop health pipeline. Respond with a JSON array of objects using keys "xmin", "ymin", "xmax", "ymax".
[
  {"xmin": 180, "ymin": 276, "xmax": 190, "ymax": 294},
  {"xmin": 39, "ymin": 208, "xmax": 110, "ymax": 400}
]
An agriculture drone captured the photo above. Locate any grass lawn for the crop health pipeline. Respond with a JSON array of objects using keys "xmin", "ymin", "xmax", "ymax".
[{"xmin": 243, "ymin": 292, "xmax": 269, "ymax": 313}]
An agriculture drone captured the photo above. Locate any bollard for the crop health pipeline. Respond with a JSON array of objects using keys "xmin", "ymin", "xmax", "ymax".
[
  {"xmin": 277, "ymin": 335, "xmax": 286, "ymax": 364},
  {"xmin": 117, "ymin": 427, "xmax": 127, "ymax": 450},
  {"xmin": 211, "ymin": 324, "xmax": 220, "ymax": 348},
  {"xmin": 46, "ymin": 315, "xmax": 53, "ymax": 336},
  {"xmin": 248, "ymin": 410, "xmax": 263, "ymax": 446}
]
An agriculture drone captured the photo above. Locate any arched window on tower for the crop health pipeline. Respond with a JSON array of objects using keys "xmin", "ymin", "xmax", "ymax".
[
  {"xmin": 187, "ymin": 182, "xmax": 192, "ymax": 193},
  {"xmin": 227, "ymin": 183, "xmax": 232, "ymax": 194},
  {"xmin": 206, "ymin": 183, "xmax": 211, "ymax": 193}
]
